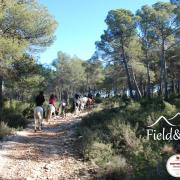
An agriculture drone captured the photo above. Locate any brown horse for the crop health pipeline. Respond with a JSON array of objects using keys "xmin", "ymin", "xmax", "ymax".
[{"xmin": 86, "ymin": 97, "xmax": 95, "ymax": 109}]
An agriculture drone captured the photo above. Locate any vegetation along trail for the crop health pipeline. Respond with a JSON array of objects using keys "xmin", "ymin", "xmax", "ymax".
[{"xmin": 0, "ymin": 113, "xmax": 98, "ymax": 180}]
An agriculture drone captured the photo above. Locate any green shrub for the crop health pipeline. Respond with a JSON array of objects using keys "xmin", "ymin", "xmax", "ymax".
[
  {"xmin": 2, "ymin": 109, "xmax": 28, "ymax": 128},
  {"xmin": 3, "ymin": 98, "xmax": 10, "ymax": 109},
  {"xmin": 79, "ymin": 97, "xmax": 180, "ymax": 179},
  {"xmin": 104, "ymin": 155, "xmax": 130, "ymax": 180},
  {"xmin": 173, "ymin": 98, "xmax": 180, "ymax": 108},
  {"xmin": 126, "ymin": 100, "xmax": 141, "ymax": 112},
  {"xmin": 81, "ymin": 109, "xmax": 113, "ymax": 129},
  {"xmin": 168, "ymin": 93, "xmax": 180, "ymax": 102},
  {"xmin": 94, "ymin": 97, "xmax": 103, "ymax": 104},
  {"xmin": 129, "ymin": 141, "xmax": 162, "ymax": 180},
  {"xmin": 140, "ymin": 96, "xmax": 165, "ymax": 111},
  {"xmin": 84, "ymin": 141, "xmax": 113, "ymax": 166},
  {"xmin": 22, "ymin": 104, "xmax": 34, "ymax": 118},
  {"xmin": 163, "ymin": 101, "xmax": 177, "ymax": 116},
  {"xmin": 103, "ymin": 97, "xmax": 120, "ymax": 109},
  {"xmin": 4, "ymin": 99, "xmax": 31, "ymax": 113},
  {"xmin": 0, "ymin": 122, "xmax": 12, "ymax": 139},
  {"xmin": 121, "ymin": 94, "xmax": 131, "ymax": 104},
  {"xmin": 107, "ymin": 120, "xmax": 143, "ymax": 154}
]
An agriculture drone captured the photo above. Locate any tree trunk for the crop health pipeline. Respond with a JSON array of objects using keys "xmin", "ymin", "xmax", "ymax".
[
  {"xmin": 132, "ymin": 70, "xmax": 142, "ymax": 99},
  {"xmin": 87, "ymin": 74, "xmax": 89, "ymax": 93},
  {"xmin": 121, "ymin": 38, "xmax": 134, "ymax": 98},
  {"xmin": 0, "ymin": 75, "xmax": 3, "ymax": 121},
  {"xmin": 171, "ymin": 79, "xmax": 176, "ymax": 94},
  {"xmin": 144, "ymin": 31, "xmax": 151, "ymax": 98},
  {"xmin": 143, "ymin": 83, "xmax": 147, "ymax": 97},
  {"xmin": 151, "ymin": 85, "xmax": 154, "ymax": 97},
  {"xmin": 63, "ymin": 90, "xmax": 68, "ymax": 104},
  {"xmin": 162, "ymin": 38, "xmax": 168, "ymax": 99},
  {"xmin": 139, "ymin": 78, "xmax": 144, "ymax": 97},
  {"xmin": 160, "ymin": 32, "xmax": 168, "ymax": 99},
  {"xmin": 177, "ymin": 80, "xmax": 180, "ymax": 94},
  {"xmin": 146, "ymin": 62, "xmax": 151, "ymax": 98},
  {"xmin": 159, "ymin": 56, "xmax": 163, "ymax": 97}
]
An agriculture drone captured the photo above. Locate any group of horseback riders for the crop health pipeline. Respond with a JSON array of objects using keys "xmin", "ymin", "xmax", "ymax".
[
  {"xmin": 35, "ymin": 91, "xmax": 95, "ymax": 118},
  {"xmin": 74, "ymin": 93, "xmax": 95, "ymax": 112},
  {"xmin": 35, "ymin": 91, "xmax": 67, "ymax": 118},
  {"xmin": 33, "ymin": 91, "xmax": 95, "ymax": 132}
]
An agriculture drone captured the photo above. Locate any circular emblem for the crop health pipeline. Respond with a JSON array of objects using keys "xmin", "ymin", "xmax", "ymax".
[{"xmin": 166, "ymin": 154, "xmax": 180, "ymax": 177}]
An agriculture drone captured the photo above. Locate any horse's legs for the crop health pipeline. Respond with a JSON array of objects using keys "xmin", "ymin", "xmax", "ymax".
[
  {"xmin": 45, "ymin": 109, "xmax": 48, "ymax": 122},
  {"xmin": 81, "ymin": 103, "xmax": 85, "ymax": 111},
  {"xmin": 75, "ymin": 105, "xmax": 79, "ymax": 115},
  {"xmin": 75, "ymin": 106, "xmax": 78, "ymax": 115},
  {"xmin": 38, "ymin": 119, "xmax": 42, "ymax": 131},
  {"xmin": 34, "ymin": 118, "xmax": 38, "ymax": 132},
  {"xmin": 64, "ymin": 107, "xmax": 66, "ymax": 118},
  {"xmin": 37, "ymin": 118, "xmax": 40, "ymax": 130},
  {"xmin": 39, "ymin": 111, "xmax": 43, "ymax": 130},
  {"xmin": 46, "ymin": 108, "xmax": 51, "ymax": 123},
  {"xmin": 48, "ymin": 110, "xmax": 53, "ymax": 123},
  {"xmin": 40, "ymin": 111, "xmax": 44, "ymax": 129}
]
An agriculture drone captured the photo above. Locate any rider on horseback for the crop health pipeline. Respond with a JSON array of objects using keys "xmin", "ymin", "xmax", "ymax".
[
  {"xmin": 87, "ymin": 92, "xmax": 95, "ymax": 107},
  {"xmin": 35, "ymin": 91, "xmax": 45, "ymax": 107},
  {"xmin": 88, "ymin": 92, "xmax": 93, "ymax": 99},
  {"xmin": 46, "ymin": 94, "xmax": 57, "ymax": 122},
  {"xmin": 49, "ymin": 94, "xmax": 56, "ymax": 107},
  {"xmin": 74, "ymin": 93, "xmax": 81, "ymax": 113},
  {"xmin": 35, "ymin": 91, "xmax": 45, "ymax": 117},
  {"xmin": 60, "ymin": 99, "xmax": 67, "ymax": 118},
  {"xmin": 34, "ymin": 91, "xmax": 45, "ymax": 132}
]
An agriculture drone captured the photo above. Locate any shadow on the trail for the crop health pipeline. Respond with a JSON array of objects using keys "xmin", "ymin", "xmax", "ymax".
[{"xmin": 1, "ymin": 118, "xmax": 83, "ymax": 162}]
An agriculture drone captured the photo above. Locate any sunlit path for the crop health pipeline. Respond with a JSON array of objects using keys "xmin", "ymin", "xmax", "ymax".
[{"xmin": 0, "ymin": 114, "xmax": 98, "ymax": 180}]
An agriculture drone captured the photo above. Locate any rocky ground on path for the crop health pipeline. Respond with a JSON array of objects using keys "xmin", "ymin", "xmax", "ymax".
[{"xmin": 0, "ymin": 113, "xmax": 100, "ymax": 180}]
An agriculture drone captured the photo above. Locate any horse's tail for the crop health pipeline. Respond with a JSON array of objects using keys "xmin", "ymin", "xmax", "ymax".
[
  {"xmin": 37, "ymin": 111, "xmax": 42, "ymax": 119},
  {"xmin": 35, "ymin": 111, "xmax": 42, "ymax": 120}
]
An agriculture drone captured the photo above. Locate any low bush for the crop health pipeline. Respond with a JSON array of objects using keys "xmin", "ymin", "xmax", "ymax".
[
  {"xmin": 108, "ymin": 120, "xmax": 143, "ymax": 154},
  {"xmin": 104, "ymin": 155, "xmax": 129, "ymax": 180},
  {"xmin": 3, "ymin": 99, "xmax": 30, "ymax": 113},
  {"xmin": 0, "ymin": 122, "xmax": 12, "ymax": 139},
  {"xmin": 94, "ymin": 97, "xmax": 103, "ymax": 104},
  {"xmin": 0, "ymin": 99, "xmax": 30, "ymax": 138},
  {"xmin": 79, "ymin": 97, "xmax": 177, "ymax": 179},
  {"xmin": 22, "ymin": 104, "xmax": 34, "ymax": 118},
  {"xmin": 126, "ymin": 100, "xmax": 141, "ymax": 112},
  {"xmin": 102, "ymin": 96, "xmax": 121, "ymax": 109},
  {"xmin": 2, "ymin": 108, "xmax": 28, "ymax": 128},
  {"xmin": 163, "ymin": 101, "xmax": 177, "ymax": 116},
  {"xmin": 84, "ymin": 141, "xmax": 113, "ymax": 166}
]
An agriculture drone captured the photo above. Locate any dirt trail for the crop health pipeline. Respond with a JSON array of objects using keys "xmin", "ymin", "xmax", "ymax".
[{"xmin": 0, "ymin": 113, "xmax": 98, "ymax": 180}]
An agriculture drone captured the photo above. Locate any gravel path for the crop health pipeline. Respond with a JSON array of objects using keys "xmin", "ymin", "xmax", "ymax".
[{"xmin": 0, "ymin": 113, "xmax": 98, "ymax": 180}]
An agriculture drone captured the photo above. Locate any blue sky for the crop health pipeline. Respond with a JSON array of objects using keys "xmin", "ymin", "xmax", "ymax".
[{"xmin": 38, "ymin": 0, "xmax": 169, "ymax": 65}]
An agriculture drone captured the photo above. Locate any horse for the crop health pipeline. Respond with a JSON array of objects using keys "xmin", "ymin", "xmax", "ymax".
[
  {"xmin": 87, "ymin": 97, "xmax": 95, "ymax": 108},
  {"xmin": 79, "ymin": 97, "xmax": 89, "ymax": 110},
  {"xmin": 34, "ymin": 106, "xmax": 43, "ymax": 132},
  {"xmin": 58, "ymin": 100, "xmax": 67, "ymax": 118},
  {"xmin": 74, "ymin": 97, "xmax": 81, "ymax": 115},
  {"xmin": 46, "ymin": 104, "xmax": 56, "ymax": 122},
  {"xmin": 74, "ymin": 96, "xmax": 95, "ymax": 114}
]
